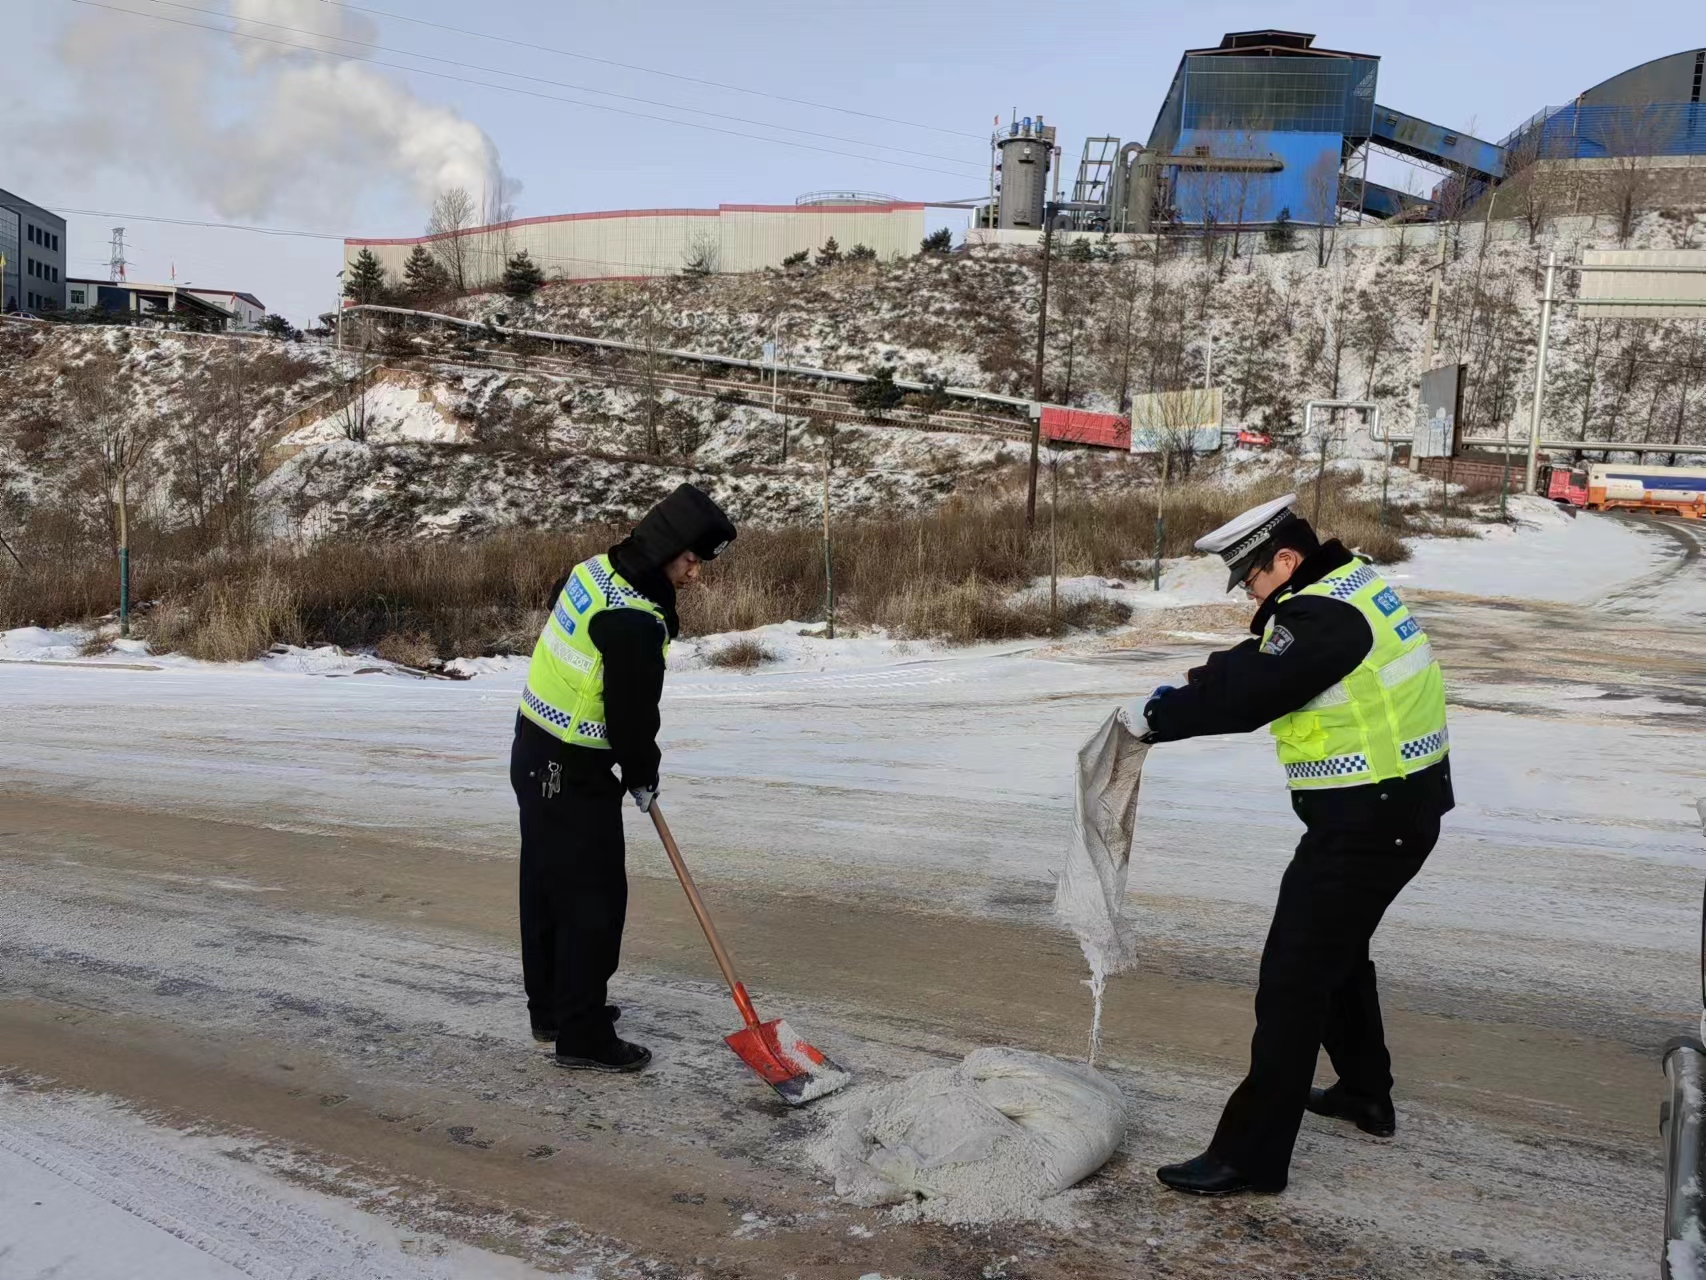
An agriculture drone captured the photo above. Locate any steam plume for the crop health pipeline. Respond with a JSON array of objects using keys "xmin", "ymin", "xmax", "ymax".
[{"xmin": 38, "ymin": 0, "xmax": 516, "ymax": 221}]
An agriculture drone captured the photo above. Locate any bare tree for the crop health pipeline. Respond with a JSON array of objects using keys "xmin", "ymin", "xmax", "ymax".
[
  {"xmin": 1106, "ymin": 245, "xmax": 1150, "ymax": 410},
  {"xmin": 682, "ymin": 229, "xmax": 722, "ymax": 277},
  {"xmin": 428, "ymin": 187, "xmax": 478, "ymax": 295},
  {"xmin": 1050, "ymin": 259, "xmax": 1098, "ymax": 403},
  {"xmin": 1312, "ymin": 277, "xmax": 1354, "ymax": 398},
  {"xmin": 67, "ymin": 354, "xmax": 155, "ymax": 634},
  {"xmin": 635, "ymin": 284, "xmax": 668, "ymax": 456},
  {"xmin": 1499, "ymin": 125, "xmax": 1560, "ymax": 244},
  {"xmin": 1302, "ymin": 151, "xmax": 1341, "ymax": 268},
  {"xmin": 1223, "ymin": 125, "xmax": 1270, "ymax": 264},
  {"xmin": 1598, "ymin": 107, "xmax": 1664, "ymax": 246},
  {"xmin": 1354, "ymin": 287, "xmax": 1397, "ymax": 398}
]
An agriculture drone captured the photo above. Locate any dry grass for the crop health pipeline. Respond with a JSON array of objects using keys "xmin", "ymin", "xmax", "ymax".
[
  {"xmin": 703, "ymin": 638, "xmax": 775, "ymax": 669},
  {"xmin": 149, "ymin": 571, "xmax": 306, "ymax": 662},
  {"xmin": 0, "ymin": 470, "xmax": 1419, "ymax": 659},
  {"xmin": 375, "ymin": 631, "xmax": 440, "ymax": 669}
]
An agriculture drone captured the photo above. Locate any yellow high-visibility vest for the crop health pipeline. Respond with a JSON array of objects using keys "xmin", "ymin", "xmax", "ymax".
[
  {"xmin": 518, "ymin": 555, "xmax": 668, "ymax": 747},
  {"xmin": 1266, "ymin": 560, "xmax": 1448, "ymax": 789}
]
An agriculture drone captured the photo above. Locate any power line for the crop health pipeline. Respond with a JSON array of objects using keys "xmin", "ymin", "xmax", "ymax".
[
  {"xmin": 51, "ymin": 206, "xmax": 347, "ymax": 240},
  {"xmin": 69, "ymin": 1, "xmax": 981, "ymax": 180},
  {"xmin": 313, "ymin": 0, "xmax": 986, "ymax": 142},
  {"xmin": 130, "ymin": 0, "xmax": 981, "ymax": 169}
]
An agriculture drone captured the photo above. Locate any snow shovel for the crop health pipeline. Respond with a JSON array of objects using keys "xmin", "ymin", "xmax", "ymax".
[{"xmin": 648, "ymin": 803, "xmax": 851, "ymax": 1106}]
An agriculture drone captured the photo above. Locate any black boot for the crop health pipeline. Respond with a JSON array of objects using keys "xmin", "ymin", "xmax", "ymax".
[
  {"xmin": 1156, "ymin": 1151, "xmax": 1285, "ymax": 1196},
  {"xmin": 555, "ymin": 1036, "xmax": 651, "ymax": 1074},
  {"xmin": 1306, "ymin": 1084, "xmax": 1396, "ymax": 1137},
  {"xmin": 531, "ymin": 1005, "xmax": 620, "ymax": 1043}
]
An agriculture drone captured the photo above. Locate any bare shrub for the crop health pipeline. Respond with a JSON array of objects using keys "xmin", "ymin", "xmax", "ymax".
[
  {"xmin": 1060, "ymin": 594, "xmax": 1133, "ymax": 630},
  {"xmin": 150, "ymin": 571, "xmax": 304, "ymax": 661},
  {"xmin": 375, "ymin": 631, "xmax": 439, "ymax": 668},
  {"xmin": 704, "ymin": 637, "xmax": 774, "ymax": 669}
]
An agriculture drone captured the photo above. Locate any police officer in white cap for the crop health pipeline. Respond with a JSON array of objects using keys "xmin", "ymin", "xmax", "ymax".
[{"xmin": 1138, "ymin": 493, "xmax": 1452, "ymax": 1196}]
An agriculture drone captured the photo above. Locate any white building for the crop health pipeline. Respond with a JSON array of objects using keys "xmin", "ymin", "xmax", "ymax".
[
  {"xmin": 186, "ymin": 289, "xmax": 267, "ymax": 329},
  {"xmin": 65, "ymin": 279, "xmax": 238, "ymax": 329},
  {"xmin": 344, "ymin": 201, "xmax": 928, "ymax": 289}
]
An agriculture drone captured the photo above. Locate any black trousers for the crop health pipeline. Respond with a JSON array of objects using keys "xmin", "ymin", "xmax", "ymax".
[
  {"xmin": 511, "ymin": 722, "xmax": 628, "ymax": 1055},
  {"xmin": 1208, "ymin": 789, "xmax": 1439, "ymax": 1185}
]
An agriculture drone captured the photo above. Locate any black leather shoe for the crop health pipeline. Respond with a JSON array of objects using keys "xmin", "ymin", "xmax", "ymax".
[
  {"xmin": 555, "ymin": 1037, "xmax": 652, "ymax": 1074},
  {"xmin": 531, "ymin": 1006, "xmax": 621, "ymax": 1043},
  {"xmin": 1307, "ymin": 1085, "xmax": 1396, "ymax": 1137},
  {"xmin": 1156, "ymin": 1152, "xmax": 1285, "ymax": 1196}
]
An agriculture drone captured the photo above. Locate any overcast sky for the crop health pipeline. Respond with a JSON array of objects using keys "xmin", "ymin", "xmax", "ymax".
[{"xmin": 5, "ymin": 0, "xmax": 1695, "ymax": 324}]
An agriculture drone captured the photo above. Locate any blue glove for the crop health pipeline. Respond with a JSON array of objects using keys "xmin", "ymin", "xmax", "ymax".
[
  {"xmin": 629, "ymin": 784, "xmax": 659, "ymax": 814},
  {"xmin": 1144, "ymin": 684, "xmax": 1178, "ymax": 720},
  {"xmin": 1117, "ymin": 684, "xmax": 1177, "ymax": 735}
]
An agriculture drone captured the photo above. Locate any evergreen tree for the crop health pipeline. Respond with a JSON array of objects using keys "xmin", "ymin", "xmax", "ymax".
[
  {"xmin": 502, "ymin": 250, "xmax": 547, "ymax": 299},
  {"xmin": 1065, "ymin": 237, "xmax": 1094, "ymax": 263},
  {"xmin": 403, "ymin": 245, "xmax": 449, "ymax": 302},
  {"xmin": 816, "ymin": 237, "xmax": 841, "ymax": 266},
  {"xmin": 1265, "ymin": 207, "xmax": 1297, "ymax": 251},
  {"xmin": 258, "ymin": 313, "xmax": 299, "ymax": 340},
  {"xmin": 781, "ymin": 249, "xmax": 809, "ymax": 267},
  {"xmin": 846, "ymin": 243, "xmax": 877, "ymax": 262},
  {"xmin": 343, "ymin": 248, "xmax": 389, "ymax": 305},
  {"xmin": 851, "ymin": 366, "xmax": 903, "ymax": 418},
  {"xmin": 920, "ymin": 227, "xmax": 953, "ymax": 255}
]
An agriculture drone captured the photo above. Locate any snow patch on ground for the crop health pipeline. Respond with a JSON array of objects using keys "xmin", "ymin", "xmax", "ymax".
[
  {"xmin": 1395, "ymin": 498, "xmax": 1680, "ymax": 604},
  {"xmin": 0, "ymin": 1085, "xmax": 554, "ymax": 1279}
]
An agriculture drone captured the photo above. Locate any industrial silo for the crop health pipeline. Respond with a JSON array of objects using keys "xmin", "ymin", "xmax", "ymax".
[{"xmin": 995, "ymin": 116, "xmax": 1056, "ymax": 229}]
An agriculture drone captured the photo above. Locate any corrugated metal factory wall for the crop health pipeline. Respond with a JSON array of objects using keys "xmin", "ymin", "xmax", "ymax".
[{"xmin": 345, "ymin": 203, "xmax": 927, "ymax": 287}]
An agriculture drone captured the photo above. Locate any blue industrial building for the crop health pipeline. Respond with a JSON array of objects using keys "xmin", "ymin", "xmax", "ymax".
[
  {"xmin": 1062, "ymin": 31, "xmax": 1706, "ymax": 234},
  {"xmin": 1501, "ymin": 49, "xmax": 1706, "ymax": 162},
  {"xmin": 1129, "ymin": 30, "xmax": 1502, "ymax": 231}
]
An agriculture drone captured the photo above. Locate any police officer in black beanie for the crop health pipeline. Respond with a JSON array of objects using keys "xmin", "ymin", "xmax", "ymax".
[{"xmin": 511, "ymin": 484, "xmax": 737, "ymax": 1073}]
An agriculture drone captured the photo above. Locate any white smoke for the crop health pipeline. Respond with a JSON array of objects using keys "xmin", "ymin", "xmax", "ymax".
[{"xmin": 39, "ymin": 0, "xmax": 515, "ymax": 222}]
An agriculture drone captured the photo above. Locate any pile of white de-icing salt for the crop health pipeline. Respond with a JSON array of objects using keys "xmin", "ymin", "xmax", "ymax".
[
  {"xmin": 1053, "ymin": 710, "xmax": 1149, "ymax": 1064},
  {"xmin": 812, "ymin": 1048, "xmax": 1127, "ymax": 1225},
  {"xmin": 810, "ymin": 714, "xmax": 1146, "ymax": 1224}
]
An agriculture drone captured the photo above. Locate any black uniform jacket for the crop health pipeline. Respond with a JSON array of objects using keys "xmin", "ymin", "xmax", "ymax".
[
  {"xmin": 517, "ymin": 543, "xmax": 678, "ymax": 794},
  {"xmin": 1144, "ymin": 540, "xmax": 1454, "ymax": 822}
]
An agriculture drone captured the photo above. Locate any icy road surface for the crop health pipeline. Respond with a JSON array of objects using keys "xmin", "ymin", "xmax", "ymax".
[{"xmin": 1, "ymin": 509, "xmax": 1703, "ymax": 1278}]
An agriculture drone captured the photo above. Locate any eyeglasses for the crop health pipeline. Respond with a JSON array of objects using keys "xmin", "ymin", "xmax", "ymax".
[{"xmin": 1241, "ymin": 559, "xmax": 1273, "ymax": 596}]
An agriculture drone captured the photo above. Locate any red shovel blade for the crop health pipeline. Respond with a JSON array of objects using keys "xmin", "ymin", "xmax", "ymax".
[{"xmin": 725, "ymin": 1017, "xmax": 851, "ymax": 1107}]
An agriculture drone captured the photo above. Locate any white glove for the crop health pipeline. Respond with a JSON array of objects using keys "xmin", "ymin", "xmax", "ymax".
[
  {"xmin": 629, "ymin": 784, "xmax": 659, "ymax": 814},
  {"xmin": 1117, "ymin": 682, "xmax": 1182, "ymax": 734}
]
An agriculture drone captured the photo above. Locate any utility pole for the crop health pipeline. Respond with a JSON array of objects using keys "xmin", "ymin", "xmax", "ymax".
[
  {"xmin": 1525, "ymin": 250, "xmax": 1559, "ymax": 496},
  {"xmin": 768, "ymin": 333, "xmax": 786, "ymax": 462},
  {"xmin": 1413, "ymin": 229, "xmax": 1449, "ymax": 472},
  {"xmin": 109, "ymin": 227, "xmax": 127, "ymax": 283},
  {"xmin": 1028, "ymin": 202, "xmax": 1056, "ymax": 529}
]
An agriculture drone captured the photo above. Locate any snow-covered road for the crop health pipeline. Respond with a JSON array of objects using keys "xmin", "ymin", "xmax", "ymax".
[{"xmin": 3, "ymin": 507, "xmax": 1704, "ymax": 1278}]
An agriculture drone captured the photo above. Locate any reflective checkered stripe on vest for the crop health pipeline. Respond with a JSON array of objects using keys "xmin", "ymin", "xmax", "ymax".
[
  {"xmin": 1265, "ymin": 561, "xmax": 1448, "ymax": 790},
  {"xmin": 519, "ymin": 555, "xmax": 668, "ymax": 747}
]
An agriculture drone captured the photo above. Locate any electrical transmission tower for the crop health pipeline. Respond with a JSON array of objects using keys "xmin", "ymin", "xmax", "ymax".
[{"xmin": 109, "ymin": 227, "xmax": 127, "ymax": 282}]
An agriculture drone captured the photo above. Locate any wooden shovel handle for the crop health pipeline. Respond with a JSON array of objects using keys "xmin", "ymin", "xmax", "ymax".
[{"xmin": 649, "ymin": 803, "xmax": 761, "ymax": 1029}]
